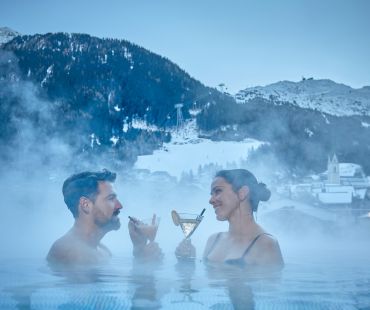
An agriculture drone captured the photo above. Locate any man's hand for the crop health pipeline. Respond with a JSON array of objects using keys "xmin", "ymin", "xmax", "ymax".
[
  {"xmin": 133, "ymin": 242, "xmax": 163, "ymax": 261},
  {"xmin": 128, "ymin": 217, "xmax": 147, "ymax": 247},
  {"xmin": 128, "ymin": 215, "xmax": 163, "ymax": 261},
  {"xmin": 128, "ymin": 214, "xmax": 159, "ymax": 246}
]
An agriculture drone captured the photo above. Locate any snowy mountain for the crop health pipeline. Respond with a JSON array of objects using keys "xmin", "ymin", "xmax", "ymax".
[
  {"xmin": 235, "ymin": 79, "xmax": 370, "ymax": 116},
  {"xmin": 0, "ymin": 27, "xmax": 20, "ymax": 45},
  {"xmin": 1, "ymin": 29, "xmax": 370, "ymax": 175},
  {"xmin": 0, "ymin": 31, "xmax": 232, "ymax": 166},
  {"xmin": 135, "ymin": 120, "xmax": 263, "ymax": 180}
]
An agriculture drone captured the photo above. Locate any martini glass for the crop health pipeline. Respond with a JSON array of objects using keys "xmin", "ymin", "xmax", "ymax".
[{"xmin": 172, "ymin": 209, "xmax": 205, "ymax": 260}]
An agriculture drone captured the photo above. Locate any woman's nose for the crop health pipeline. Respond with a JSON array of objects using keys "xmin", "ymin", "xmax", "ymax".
[{"xmin": 209, "ymin": 195, "xmax": 214, "ymax": 205}]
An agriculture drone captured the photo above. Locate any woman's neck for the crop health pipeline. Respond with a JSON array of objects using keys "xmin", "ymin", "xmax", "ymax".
[{"xmin": 228, "ymin": 202, "xmax": 257, "ymax": 237}]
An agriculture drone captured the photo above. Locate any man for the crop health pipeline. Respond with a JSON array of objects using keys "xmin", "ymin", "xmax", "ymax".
[{"xmin": 47, "ymin": 169, "xmax": 162, "ymax": 265}]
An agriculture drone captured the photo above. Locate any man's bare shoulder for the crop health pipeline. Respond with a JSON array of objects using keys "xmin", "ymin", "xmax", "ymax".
[{"xmin": 47, "ymin": 233, "xmax": 82, "ymax": 264}]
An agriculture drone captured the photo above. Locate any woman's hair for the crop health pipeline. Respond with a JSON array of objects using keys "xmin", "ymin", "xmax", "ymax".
[{"xmin": 215, "ymin": 169, "xmax": 271, "ymax": 212}]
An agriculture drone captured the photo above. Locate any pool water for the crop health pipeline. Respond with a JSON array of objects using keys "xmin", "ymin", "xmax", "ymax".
[{"xmin": 1, "ymin": 247, "xmax": 370, "ymax": 310}]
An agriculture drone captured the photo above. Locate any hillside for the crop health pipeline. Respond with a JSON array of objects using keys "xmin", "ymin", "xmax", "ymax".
[
  {"xmin": 0, "ymin": 32, "xmax": 233, "ymax": 166},
  {"xmin": 1, "ymin": 30, "xmax": 369, "ymax": 175},
  {"xmin": 235, "ymin": 78, "xmax": 370, "ymax": 116}
]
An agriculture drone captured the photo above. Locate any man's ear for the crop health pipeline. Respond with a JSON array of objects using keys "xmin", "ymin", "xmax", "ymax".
[
  {"xmin": 79, "ymin": 196, "xmax": 92, "ymax": 215},
  {"xmin": 238, "ymin": 186, "xmax": 250, "ymax": 201}
]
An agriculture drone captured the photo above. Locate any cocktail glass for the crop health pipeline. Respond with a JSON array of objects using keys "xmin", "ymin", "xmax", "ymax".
[
  {"xmin": 172, "ymin": 209, "xmax": 205, "ymax": 260},
  {"xmin": 176, "ymin": 213, "xmax": 203, "ymax": 239},
  {"xmin": 130, "ymin": 214, "xmax": 160, "ymax": 242}
]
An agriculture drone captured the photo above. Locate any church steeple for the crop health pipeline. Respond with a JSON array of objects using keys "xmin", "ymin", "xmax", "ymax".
[{"xmin": 327, "ymin": 154, "xmax": 340, "ymax": 184}]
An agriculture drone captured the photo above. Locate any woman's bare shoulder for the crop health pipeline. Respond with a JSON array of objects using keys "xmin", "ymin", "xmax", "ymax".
[
  {"xmin": 254, "ymin": 233, "xmax": 284, "ymax": 267},
  {"xmin": 258, "ymin": 233, "xmax": 279, "ymax": 246},
  {"xmin": 203, "ymin": 232, "xmax": 223, "ymax": 258}
]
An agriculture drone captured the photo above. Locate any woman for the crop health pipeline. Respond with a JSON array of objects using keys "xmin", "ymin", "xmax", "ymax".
[{"xmin": 176, "ymin": 169, "xmax": 284, "ymax": 269}]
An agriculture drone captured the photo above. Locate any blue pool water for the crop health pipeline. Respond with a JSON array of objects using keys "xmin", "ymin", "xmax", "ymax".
[{"xmin": 1, "ymin": 247, "xmax": 370, "ymax": 310}]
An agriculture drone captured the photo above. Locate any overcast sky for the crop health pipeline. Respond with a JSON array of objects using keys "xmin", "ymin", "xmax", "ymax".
[{"xmin": 1, "ymin": 0, "xmax": 369, "ymax": 93}]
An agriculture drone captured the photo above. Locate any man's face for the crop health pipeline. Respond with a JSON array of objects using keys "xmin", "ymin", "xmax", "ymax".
[{"xmin": 91, "ymin": 181, "xmax": 123, "ymax": 231}]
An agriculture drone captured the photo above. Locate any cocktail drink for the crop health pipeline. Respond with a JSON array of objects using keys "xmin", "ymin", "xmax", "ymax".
[
  {"xmin": 172, "ymin": 209, "xmax": 205, "ymax": 240},
  {"xmin": 129, "ymin": 214, "xmax": 160, "ymax": 242}
]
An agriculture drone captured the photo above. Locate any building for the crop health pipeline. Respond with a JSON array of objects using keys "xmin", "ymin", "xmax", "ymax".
[{"xmin": 289, "ymin": 155, "xmax": 370, "ymax": 205}]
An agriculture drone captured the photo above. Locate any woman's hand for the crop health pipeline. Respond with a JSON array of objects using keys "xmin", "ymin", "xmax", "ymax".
[{"xmin": 175, "ymin": 239, "xmax": 196, "ymax": 260}]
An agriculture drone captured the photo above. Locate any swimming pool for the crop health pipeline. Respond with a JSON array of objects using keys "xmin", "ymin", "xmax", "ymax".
[{"xmin": 1, "ymin": 245, "xmax": 369, "ymax": 310}]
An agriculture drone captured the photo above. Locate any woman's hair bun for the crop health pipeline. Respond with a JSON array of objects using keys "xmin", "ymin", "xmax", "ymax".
[{"xmin": 256, "ymin": 182, "xmax": 271, "ymax": 201}]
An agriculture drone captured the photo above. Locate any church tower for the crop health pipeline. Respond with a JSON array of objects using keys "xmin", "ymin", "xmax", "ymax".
[{"xmin": 327, "ymin": 154, "xmax": 340, "ymax": 184}]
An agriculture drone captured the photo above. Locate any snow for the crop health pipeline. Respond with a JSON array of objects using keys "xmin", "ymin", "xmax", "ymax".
[
  {"xmin": 131, "ymin": 119, "xmax": 159, "ymax": 131},
  {"xmin": 235, "ymin": 79, "xmax": 370, "ymax": 116},
  {"xmin": 322, "ymin": 113, "xmax": 330, "ymax": 124},
  {"xmin": 0, "ymin": 27, "xmax": 20, "ymax": 45},
  {"xmin": 338, "ymin": 163, "xmax": 364, "ymax": 177},
  {"xmin": 41, "ymin": 65, "xmax": 54, "ymax": 87},
  {"xmin": 320, "ymin": 163, "xmax": 365, "ymax": 178},
  {"xmin": 135, "ymin": 121, "xmax": 263, "ymax": 179},
  {"xmin": 90, "ymin": 133, "xmax": 101, "ymax": 148},
  {"xmin": 110, "ymin": 136, "xmax": 119, "ymax": 146},
  {"xmin": 304, "ymin": 128, "xmax": 314, "ymax": 137}
]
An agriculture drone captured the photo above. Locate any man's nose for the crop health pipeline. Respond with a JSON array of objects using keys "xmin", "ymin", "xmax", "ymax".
[{"xmin": 115, "ymin": 200, "xmax": 123, "ymax": 210}]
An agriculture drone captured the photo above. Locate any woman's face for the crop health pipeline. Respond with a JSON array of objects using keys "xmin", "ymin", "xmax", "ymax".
[{"xmin": 209, "ymin": 177, "xmax": 240, "ymax": 221}]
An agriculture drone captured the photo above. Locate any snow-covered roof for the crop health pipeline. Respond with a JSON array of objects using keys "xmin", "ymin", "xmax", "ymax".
[
  {"xmin": 338, "ymin": 163, "xmax": 363, "ymax": 177},
  {"xmin": 321, "ymin": 163, "xmax": 364, "ymax": 178}
]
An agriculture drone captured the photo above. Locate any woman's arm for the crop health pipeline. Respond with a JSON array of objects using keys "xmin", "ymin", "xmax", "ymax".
[{"xmin": 254, "ymin": 235, "xmax": 284, "ymax": 269}]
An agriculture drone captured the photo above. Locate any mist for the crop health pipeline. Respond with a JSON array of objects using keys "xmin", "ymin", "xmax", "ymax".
[{"xmin": 0, "ymin": 51, "xmax": 369, "ymax": 270}]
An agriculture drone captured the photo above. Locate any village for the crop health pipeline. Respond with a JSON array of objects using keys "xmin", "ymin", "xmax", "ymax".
[{"xmin": 277, "ymin": 154, "xmax": 370, "ymax": 222}]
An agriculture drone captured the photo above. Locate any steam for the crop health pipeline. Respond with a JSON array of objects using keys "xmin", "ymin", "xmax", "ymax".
[{"xmin": 0, "ymin": 50, "xmax": 369, "ymax": 266}]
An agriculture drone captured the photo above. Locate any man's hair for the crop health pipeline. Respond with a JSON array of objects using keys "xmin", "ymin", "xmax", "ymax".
[{"xmin": 62, "ymin": 169, "xmax": 117, "ymax": 218}]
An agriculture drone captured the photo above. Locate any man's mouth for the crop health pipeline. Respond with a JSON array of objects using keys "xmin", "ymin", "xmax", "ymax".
[{"xmin": 113, "ymin": 210, "xmax": 120, "ymax": 217}]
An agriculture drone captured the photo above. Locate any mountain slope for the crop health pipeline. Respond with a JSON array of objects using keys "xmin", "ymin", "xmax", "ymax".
[
  {"xmin": 0, "ymin": 27, "xmax": 20, "ymax": 45},
  {"xmin": 235, "ymin": 79, "xmax": 370, "ymax": 116},
  {"xmin": 197, "ymin": 95, "xmax": 370, "ymax": 174},
  {"xmin": 0, "ymin": 31, "xmax": 233, "ymax": 166},
  {"xmin": 1, "ymin": 30, "xmax": 369, "ymax": 175}
]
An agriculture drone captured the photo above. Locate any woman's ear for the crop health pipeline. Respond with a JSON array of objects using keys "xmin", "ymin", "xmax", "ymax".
[
  {"xmin": 79, "ymin": 196, "xmax": 91, "ymax": 215},
  {"xmin": 238, "ymin": 185, "xmax": 250, "ymax": 201}
]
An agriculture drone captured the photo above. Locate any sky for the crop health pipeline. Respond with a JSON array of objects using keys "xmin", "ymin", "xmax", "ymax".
[{"xmin": 1, "ymin": 0, "xmax": 369, "ymax": 93}]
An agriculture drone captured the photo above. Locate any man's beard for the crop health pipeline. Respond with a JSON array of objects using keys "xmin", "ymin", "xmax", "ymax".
[
  {"xmin": 104, "ymin": 216, "xmax": 121, "ymax": 231},
  {"xmin": 96, "ymin": 214, "xmax": 121, "ymax": 231}
]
